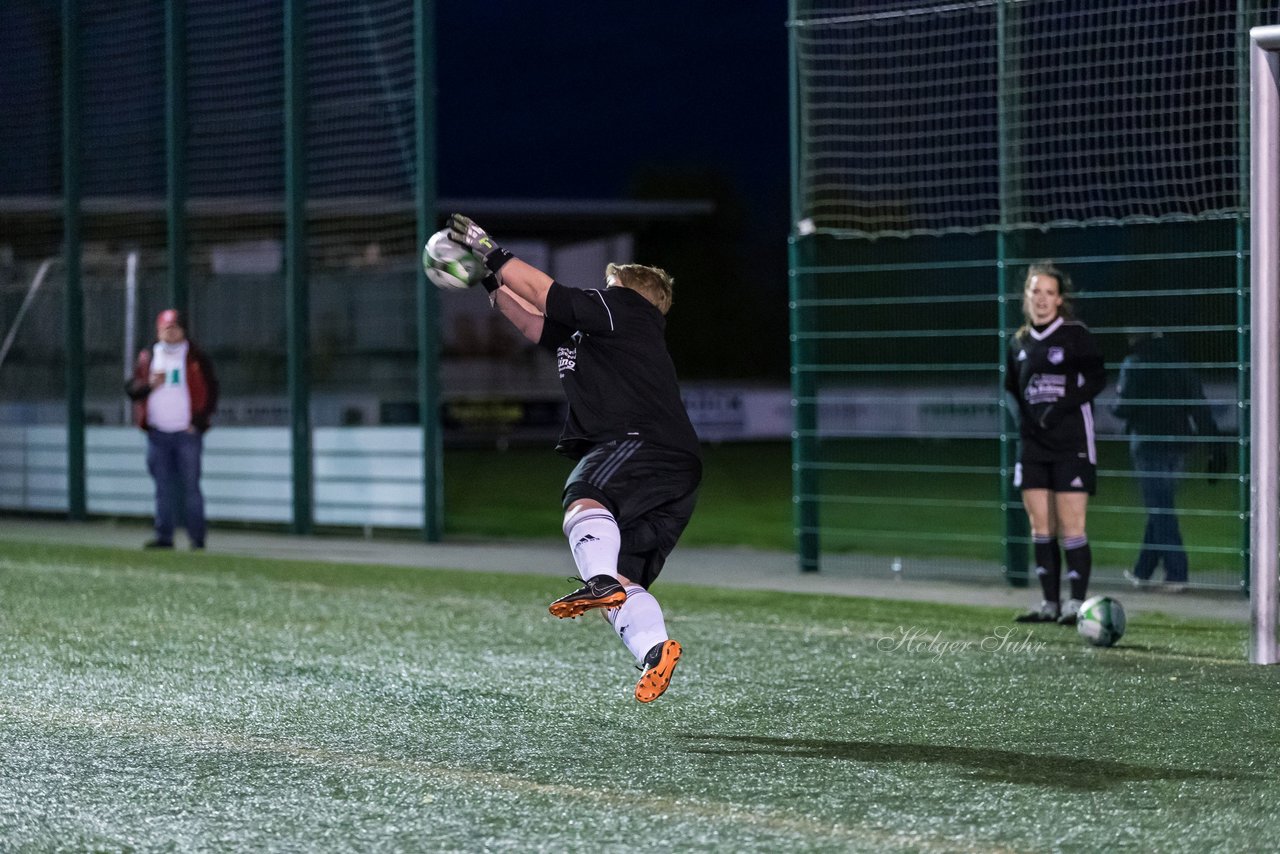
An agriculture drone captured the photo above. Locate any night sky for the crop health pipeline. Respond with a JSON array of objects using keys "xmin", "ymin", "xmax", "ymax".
[
  {"xmin": 441, "ymin": 2, "xmax": 792, "ymax": 380},
  {"xmin": 436, "ymin": 2, "xmax": 792, "ymax": 379},
  {"xmin": 436, "ymin": 3, "xmax": 789, "ymax": 208}
]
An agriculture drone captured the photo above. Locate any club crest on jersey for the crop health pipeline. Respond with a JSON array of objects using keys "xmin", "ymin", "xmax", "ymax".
[
  {"xmin": 1047, "ymin": 347, "xmax": 1064, "ymax": 365},
  {"xmin": 557, "ymin": 332, "xmax": 583, "ymax": 377},
  {"xmin": 557, "ymin": 345, "xmax": 577, "ymax": 376},
  {"xmin": 1017, "ymin": 350, "xmax": 1027, "ymax": 361}
]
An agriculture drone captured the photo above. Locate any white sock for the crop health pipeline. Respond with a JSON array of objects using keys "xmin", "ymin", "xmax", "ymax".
[
  {"xmin": 605, "ymin": 584, "xmax": 668, "ymax": 664},
  {"xmin": 563, "ymin": 507, "xmax": 620, "ymax": 581}
]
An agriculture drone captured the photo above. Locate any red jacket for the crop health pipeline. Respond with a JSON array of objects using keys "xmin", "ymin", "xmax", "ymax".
[{"xmin": 125, "ymin": 342, "xmax": 219, "ymax": 433}]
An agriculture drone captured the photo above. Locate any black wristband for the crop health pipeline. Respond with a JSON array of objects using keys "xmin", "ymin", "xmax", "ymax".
[
  {"xmin": 481, "ymin": 274, "xmax": 500, "ymax": 294},
  {"xmin": 483, "ymin": 248, "xmax": 514, "ymax": 273}
]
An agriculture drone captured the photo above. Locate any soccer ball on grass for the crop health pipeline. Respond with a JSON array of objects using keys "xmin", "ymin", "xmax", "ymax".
[
  {"xmin": 422, "ymin": 228, "xmax": 484, "ymax": 290},
  {"xmin": 1077, "ymin": 595, "xmax": 1126, "ymax": 647}
]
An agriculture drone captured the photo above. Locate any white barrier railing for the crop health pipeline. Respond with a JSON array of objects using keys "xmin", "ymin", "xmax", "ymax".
[{"xmin": 0, "ymin": 426, "xmax": 424, "ymax": 529}]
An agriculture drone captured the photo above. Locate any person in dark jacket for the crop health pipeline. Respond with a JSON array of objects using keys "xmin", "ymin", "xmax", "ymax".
[
  {"xmin": 125, "ymin": 309, "xmax": 219, "ymax": 550},
  {"xmin": 1113, "ymin": 332, "xmax": 1223, "ymax": 590}
]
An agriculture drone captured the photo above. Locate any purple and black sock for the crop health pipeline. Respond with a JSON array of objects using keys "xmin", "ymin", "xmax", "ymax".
[
  {"xmin": 1033, "ymin": 534, "xmax": 1061, "ymax": 603},
  {"xmin": 1063, "ymin": 534, "xmax": 1092, "ymax": 601}
]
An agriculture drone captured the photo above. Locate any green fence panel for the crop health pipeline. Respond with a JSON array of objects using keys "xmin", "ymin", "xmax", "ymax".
[{"xmin": 789, "ymin": 1, "xmax": 1266, "ymax": 591}]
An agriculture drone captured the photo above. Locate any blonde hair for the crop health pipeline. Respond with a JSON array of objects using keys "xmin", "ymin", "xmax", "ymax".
[
  {"xmin": 1016, "ymin": 261, "xmax": 1074, "ymax": 342},
  {"xmin": 606, "ymin": 262, "xmax": 674, "ymax": 315}
]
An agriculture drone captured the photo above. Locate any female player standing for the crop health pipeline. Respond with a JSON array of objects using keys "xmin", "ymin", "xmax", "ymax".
[{"xmin": 1005, "ymin": 262, "xmax": 1106, "ymax": 625}]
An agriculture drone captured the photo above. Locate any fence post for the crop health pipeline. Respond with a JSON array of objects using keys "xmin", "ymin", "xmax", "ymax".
[
  {"xmin": 415, "ymin": 0, "xmax": 443, "ymax": 541},
  {"xmin": 284, "ymin": 0, "xmax": 312, "ymax": 534},
  {"xmin": 166, "ymin": 0, "xmax": 188, "ymax": 313},
  {"xmin": 62, "ymin": 0, "xmax": 86, "ymax": 521}
]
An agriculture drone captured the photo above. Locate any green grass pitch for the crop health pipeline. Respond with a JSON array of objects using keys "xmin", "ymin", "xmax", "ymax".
[{"xmin": 1, "ymin": 539, "xmax": 1274, "ymax": 851}]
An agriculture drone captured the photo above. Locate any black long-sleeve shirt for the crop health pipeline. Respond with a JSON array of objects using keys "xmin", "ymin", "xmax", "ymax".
[
  {"xmin": 1005, "ymin": 317, "xmax": 1106, "ymax": 463},
  {"xmin": 537, "ymin": 282, "xmax": 701, "ymax": 462}
]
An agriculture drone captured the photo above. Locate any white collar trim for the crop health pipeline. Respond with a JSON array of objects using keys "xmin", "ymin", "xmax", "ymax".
[{"xmin": 1028, "ymin": 317, "xmax": 1064, "ymax": 341}]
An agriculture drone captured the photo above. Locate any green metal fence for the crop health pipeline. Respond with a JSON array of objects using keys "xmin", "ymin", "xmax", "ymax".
[
  {"xmin": 788, "ymin": 1, "xmax": 1270, "ymax": 591},
  {"xmin": 0, "ymin": 1, "xmax": 442, "ymax": 537}
]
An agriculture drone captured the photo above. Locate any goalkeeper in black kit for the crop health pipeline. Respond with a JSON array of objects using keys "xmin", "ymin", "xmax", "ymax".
[
  {"xmin": 446, "ymin": 214, "xmax": 701, "ymax": 703},
  {"xmin": 1005, "ymin": 262, "xmax": 1106, "ymax": 626}
]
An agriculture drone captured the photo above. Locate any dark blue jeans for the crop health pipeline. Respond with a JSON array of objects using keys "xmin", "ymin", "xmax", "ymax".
[
  {"xmin": 146, "ymin": 429, "xmax": 206, "ymax": 546},
  {"xmin": 1130, "ymin": 440, "xmax": 1187, "ymax": 582}
]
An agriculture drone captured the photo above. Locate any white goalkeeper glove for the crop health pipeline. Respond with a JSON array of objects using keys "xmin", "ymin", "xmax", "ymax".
[{"xmin": 447, "ymin": 213, "xmax": 513, "ymax": 273}]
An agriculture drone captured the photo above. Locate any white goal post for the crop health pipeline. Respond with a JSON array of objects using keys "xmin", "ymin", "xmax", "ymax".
[{"xmin": 1250, "ymin": 25, "xmax": 1280, "ymax": 666}]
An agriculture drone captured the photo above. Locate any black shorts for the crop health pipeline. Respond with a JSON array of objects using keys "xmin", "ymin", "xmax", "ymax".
[
  {"xmin": 1015, "ymin": 458, "xmax": 1096, "ymax": 495},
  {"xmin": 563, "ymin": 439, "xmax": 702, "ymax": 588}
]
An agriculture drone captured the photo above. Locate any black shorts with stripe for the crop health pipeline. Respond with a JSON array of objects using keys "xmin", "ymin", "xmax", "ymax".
[
  {"xmin": 1014, "ymin": 458, "xmax": 1096, "ymax": 495},
  {"xmin": 562, "ymin": 439, "xmax": 702, "ymax": 589}
]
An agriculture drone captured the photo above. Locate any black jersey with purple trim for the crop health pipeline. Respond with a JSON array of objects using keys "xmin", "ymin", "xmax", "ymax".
[
  {"xmin": 537, "ymin": 282, "xmax": 701, "ymax": 461},
  {"xmin": 1005, "ymin": 317, "xmax": 1106, "ymax": 463}
]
